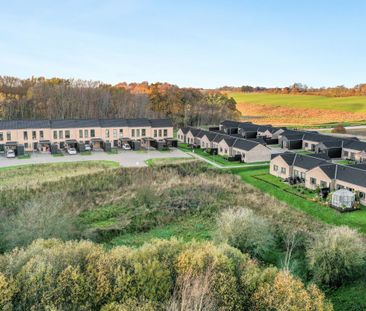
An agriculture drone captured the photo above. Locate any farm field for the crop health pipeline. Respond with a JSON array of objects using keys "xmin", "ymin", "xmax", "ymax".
[{"xmin": 227, "ymin": 92, "xmax": 366, "ymax": 127}]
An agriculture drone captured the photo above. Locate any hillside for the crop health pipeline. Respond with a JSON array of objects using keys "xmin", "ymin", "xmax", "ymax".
[{"xmin": 227, "ymin": 92, "xmax": 366, "ymax": 127}]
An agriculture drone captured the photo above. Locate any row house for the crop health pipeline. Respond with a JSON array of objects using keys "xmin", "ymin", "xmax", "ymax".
[{"xmin": 0, "ymin": 118, "xmax": 173, "ymax": 152}]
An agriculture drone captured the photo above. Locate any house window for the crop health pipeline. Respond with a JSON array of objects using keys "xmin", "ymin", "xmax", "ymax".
[
  {"xmin": 343, "ymin": 151, "xmax": 349, "ymax": 157},
  {"xmin": 113, "ymin": 129, "xmax": 117, "ymax": 138},
  {"xmin": 53, "ymin": 131, "xmax": 58, "ymax": 139},
  {"xmin": 351, "ymin": 152, "xmax": 355, "ymax": 160},
  {"xmin": 40, "ymin": 131, "xmax": 44, "ymax": 139},
  {"xmin": 153, "ymin": 130, "xmax": 157, "ymax": 137},
  {"xmin": 24, "ymin": 143, "xmax": 28, "ymax": 148},
  {"xmin": 220, "ymin": 147, "xmax": 223, "ymax": 152},
  {"xmin": 85, "ymin": 129, "xmax": 89, "ymax": 138},
  {"xmin": 310, "ymin": 177, "xmax": 317, "ymax": 185},
  {"xmin": 136, "ymin": 129, "xmax": 140, "ymax": 137},
  {"xmin": 23, "ymin": 131, "xmax": 28, "ymax": 140},
  {"xmin": 6, "ymin": 132, "xmax": 11, "ymax": 140},
  {"xmin": 59, "ymin": 131, "xmax": 63, "ymax": 139},
  {"xmin": 294, "ymin": 170, "xmax": 299, "ymax": 177},
  {"xmin": 142, "ymin": 129, "xmax": 146, "ymax": 136},
  {"xmin": 90, "ymin": 129, "xmax": 95, "ymax": 138},
  {"xmin": 164, "ymin": 129, "xmax": 168, "ymax": 137},
  {"xmin": 300, "ymin": 172, "xmax": 305, "ymax": 179},
  {"xmin": 0, "ymin": 132, "xmax": 3, "ymax": 141},
  {"xmin": 320, "ymin": 181, "xmax": 327, "ymax": 188},
  {"xmin": 280, "ymin": 167, "xmax": 286, "ymax": 174},
  {"xmin": 132, "ymin": 129, "xmax": 135, "ymax": 137},
  {"xmin": 273, "ymin": 165, "xmax": 278, "ymax": 172},
  {"xmin": 32, "ymin": 131, "xmax": 37, "ymax": 140},
  {"xmin": 79, "ymin": 130, "xmax": 83, "ymax": 138},
  {"xmin": 359, "ymin": 192, "xmax": 365, "ymax": 199},
  {"xmin": 65, "ymin": 130, "xmax": 70, "ymax": 139},
  {"xmin": 105, "ymin": 129, "xmax": 110, "ymax": 138},
  {"xmin": 119, "ymin": 129, "xmax": 123, "ymax": 137},
  {"xmin": 159, "ymin": 129, "xmax": 162, "ymax": 137}
]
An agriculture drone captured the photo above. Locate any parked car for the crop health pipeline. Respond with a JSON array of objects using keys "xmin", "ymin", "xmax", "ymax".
[
  {"xmin": 67, "ymin": 148, "xmax": 77, "ymax": 155},
  {"xmin": 122, "ymin": 143, "xmax": 131, "ymax": 150},
  {"xmin": 84, "ymin": 144, "xmax": 92, "ymax": 151},
  {"xmin": 6, "ymin": 150, "xmax": 15, "ymax": 158}
]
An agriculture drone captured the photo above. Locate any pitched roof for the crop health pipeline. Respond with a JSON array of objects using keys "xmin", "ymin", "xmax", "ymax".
[
  {"xmin": 233, "ymin": 138, "xmax": 260, "ymax": 151},
  {"xmin": 0, "ymin": 119, "xmax": 51, "ymax": 130},
  {"xmin": 292, "ymin": 154, "xmax": 327, "ymax": 170},
  {"xmin": 149, "ymin": 118, "xmax": 173, "ymax": 128},
  {"xmin": 273, "ymin": 152, "xmax": 296, "ymax": 165},
  {"xmin": 213, "ymin": 133, "xmax": 226, "ymax": 143},
  {"xmin": 126, "ymin": 118, "xmax": 151, "ymax": 127},
  {"xmin": 178, "ymin": 127, "xmax": 190, "ymax": 134},
  {"xmin": 319, "ymin": 140, "xmax": 343, "ymax": 148},
  {"xmin": 99, "ymin": 119, "xmax": 128, "ymax": 127},
  {"xmin": 282, "ymin": 133, "xmax": 304, "ymax": 141},
  {"xmin": 343, "ymin": 140, "xmax": 366, "ymax": 152},
  {"xmin": 318, "ymin": 163, "xmax": 337, "ymax": 179},
  {"xmin": 220, "ymin": 120, "xmax": 241, "ymax": 128},
  {"xmin": 336, "ymin": 165, "xmax": 366, "ymax": 188},
  {"xmin": 220, "ymin": 136, "xmax": 237, "ymax": 147},
  {"xmin": 50, "ymin": 119, "xmax": 100, "ymax": 128},
  {"xmin": 202, "ymin": 132, "xmax": 218, "ymax": 141}
]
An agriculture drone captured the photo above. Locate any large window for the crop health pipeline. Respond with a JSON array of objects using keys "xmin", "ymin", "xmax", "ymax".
[
  {"xmin": 273, "ymin": 165, "xmax": 278, "ymax": 172},
  {"xmin": 119, "ymin": 129, "xmax": 123, "ymax": 137},
  {"xmin": 142, "ymin": 129, "xmax": 146, "ymax": 136},
  {"xmin": 6, "ymin": 132, "xmax": 11, "ymax": 140},
  {"xmin": 163, "ymin": 129, "xmax": 167, "ymax": 137},
  {"xmin": 113, "ymin": 129, "xmax": 117, "ymax": 138},
  {"xmin": 153, "ymin": 130, "xmax": 157, "ymax": 138},
  {"xmin": 85, "ymin": 129, "xmax": 89, "ymax": 138},
  {"xmin": 0, "ymin": 132, "xmax": 3, "ymax": 141},
  {"xmin": 158, "ymin": 129, "xmax": 162, "ymax": 137},
  {"xmin": 65, "ymin": 130, "xmax": 70, "ymax": 139},
  {"xmin": 320, "ymin": 181, "xmax": 327, "ymax": 188},
  {"xmin": 59, "ymin": 130, "xmax": 63, "ymax": 139},
  {"xmin": 90, "ymin": 129, "xmax": 95, "ymax": 138},
  {"xmin": 105, "ymin": 129, "xmax": 110, "ymax": 138},
  {"xmin": 280, "ymin": 167, "xmax": 286, "ymax": 174},
  {"xmin": 53, "ymin": 131, "xmax": 58, "ymax": 139},
  {"xmin": 40, "ymin": 131, "xmax": 44, "ymax": 139},
  {"xmin": 23, "ymin": 131, "xmax": 28, "ymax": 140},
  {"xmin": 79, "ymin": 130, "xmax": 83, "ymax": 138},
  {"xmin": 310, "ymin": 177, "xmax": 317, "ymax": 185},
  {"xmin": 136, "ymin": 129, "xmax": 140, "ymax": 137},
  {"xmin": 132, "ymin": 129, "xmax": 135, "ymax": 137},
  {"xmin": 32, "ymin": 131, "xmax": 37, "ymax": 140}
]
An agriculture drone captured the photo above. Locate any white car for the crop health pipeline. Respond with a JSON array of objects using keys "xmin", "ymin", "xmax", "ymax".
[
  {"xmin": 84, "ymin": 144, "xmax": 92, "ymax": 151},
  {"xmin": 6, "ymin": 150, "xmax": 15, "ymax": 158},
  {"xmin": 67, "ymin": 148, "xmax": 77, "ymax": 155},
  {"xmin": 122, "ymin": 143, "xmax": 131, "ymax": 150}
]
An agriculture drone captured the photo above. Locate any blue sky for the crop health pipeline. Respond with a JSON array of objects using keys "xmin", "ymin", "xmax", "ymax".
[{"xmin": 0, "ymin": 0, "xmax": 365, "ymax": 88}]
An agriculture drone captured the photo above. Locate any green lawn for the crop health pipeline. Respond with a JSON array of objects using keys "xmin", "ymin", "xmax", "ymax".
[
  {"xmin": 107, "ymin": 214, "xmax": 215, "ymax": 248},
  {"xmin": 228, "ymin": 92, "xmax": 366, "ymax": 113},
  {"xmin": 17, "ymin": 153, "xmax": 31, "ymax": 159},
  {"xmin": 231, "ymin": 167, "xmax": 366, "ymax": 233},
  {"xmin": 178, "ymin": 143, "xmax": 269, "ymax": 167}
]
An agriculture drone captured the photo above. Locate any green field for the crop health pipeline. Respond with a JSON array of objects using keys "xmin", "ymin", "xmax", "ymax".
[{"xmin": 229, "ymin": 92, "xmax": 366, "ymax": 113}]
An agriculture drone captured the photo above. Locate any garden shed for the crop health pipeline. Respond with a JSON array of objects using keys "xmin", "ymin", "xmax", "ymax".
[{"xmin": 331, "ymin": 189, "xmax": 355, "ymax": 209}]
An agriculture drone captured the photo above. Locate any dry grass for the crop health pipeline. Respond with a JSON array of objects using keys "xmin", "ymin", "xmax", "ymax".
[{"xmin": 0, "ymin": 161, "xmax": 118, "ymax": 191}]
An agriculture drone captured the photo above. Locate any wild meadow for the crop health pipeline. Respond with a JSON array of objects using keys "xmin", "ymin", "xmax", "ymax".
[{"xmin": 0, "ymin": 161, "xmax": 364, "ymax": 310}]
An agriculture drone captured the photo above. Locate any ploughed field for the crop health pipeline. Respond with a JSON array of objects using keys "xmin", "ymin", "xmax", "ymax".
[{"xmin": 227, "ymin": 92, "xmax": 366, "ymax": 127}]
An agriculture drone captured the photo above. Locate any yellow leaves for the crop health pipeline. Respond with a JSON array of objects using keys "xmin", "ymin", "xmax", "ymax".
[
  {"xmin": 253, "ymin": 271, "xmax": 333, "ymax": 311},
  {"xmin": 0, "ymin": 273, "xmax": 16, "ymax": 311}
]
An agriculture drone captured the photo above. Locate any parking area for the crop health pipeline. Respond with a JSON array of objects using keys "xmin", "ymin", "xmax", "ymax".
[{"xmin": 0, "ymin": 148, "xmax": 192, "ymax": 168}]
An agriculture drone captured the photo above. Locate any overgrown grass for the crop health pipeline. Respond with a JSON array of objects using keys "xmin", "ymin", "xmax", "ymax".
[
  {"xmin": 0, "ymin": 161, "xmax": 119, "ymax": 190},
  {"xmin": 145, "ymin": 157, "xmax": 195, "ymax": 166}
]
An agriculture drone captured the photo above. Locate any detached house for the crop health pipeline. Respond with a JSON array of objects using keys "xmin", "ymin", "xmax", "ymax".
[
  {"xmin": 232, "ymin": 139, "xmax": 271, "ymax": 163},
  {"xmin": 177, "ymin": 127, "xmax": 190, "ymax": 143},
  {"xmin": 342, "ymin": 140, "xmax": 366, "ymax": 162},
  {"xmin": 200, "ymin": 131, "xmax": 218, "ymax": 149}
]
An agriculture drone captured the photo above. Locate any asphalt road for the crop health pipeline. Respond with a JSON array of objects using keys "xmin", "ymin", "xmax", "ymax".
[{"xmin": 0, "ymin": 149, "xmax": 192, "ymax": 168}]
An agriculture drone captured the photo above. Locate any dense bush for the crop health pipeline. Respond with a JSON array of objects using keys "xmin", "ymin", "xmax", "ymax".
[
  {"xmin": 307, "ymin": 226, "xmax": 366, "ymax": 286},
  {"xmin": 0, "ymin": 238, "xmax": 332, "ymax": 311},
  {"xmin": 215, "ymin": 207, "xmax": 274, "ymax": 258}
]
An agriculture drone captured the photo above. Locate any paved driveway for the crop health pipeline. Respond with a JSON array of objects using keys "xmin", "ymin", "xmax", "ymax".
[{"xmin": 0, "ymin": 149, "xmax": 192, "ymax": 168}]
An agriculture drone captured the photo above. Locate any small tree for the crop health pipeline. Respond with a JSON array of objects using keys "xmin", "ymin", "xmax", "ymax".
[
  {"xmin": 307, "ymin": 226, "xmax": 366, "ymax": 286},
  {"xmin": 215, "ymin": 208, "xmax": 274, "ymax": 259},
  {"xmin": 331, "ymin": 124, "xmax": 347, "ymax": 134}
]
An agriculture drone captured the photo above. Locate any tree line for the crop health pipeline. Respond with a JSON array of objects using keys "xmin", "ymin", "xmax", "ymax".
[
  {"xmin": 218, "ymin": 83, "xmax": 366, "ymax": 97},
  {"xmin": 0, "ymin": 76, "xmax": 240, "ymax": 126}
]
